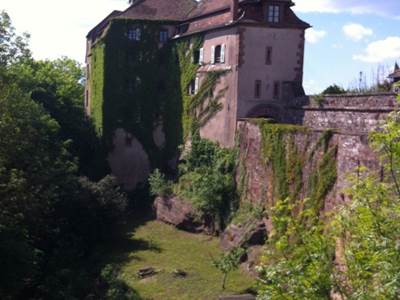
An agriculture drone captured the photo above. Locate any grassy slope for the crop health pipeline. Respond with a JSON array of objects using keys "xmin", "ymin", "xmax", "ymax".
[{"xmin": 116, "ymin": 220, "xmax": 255, "ymax": 300}]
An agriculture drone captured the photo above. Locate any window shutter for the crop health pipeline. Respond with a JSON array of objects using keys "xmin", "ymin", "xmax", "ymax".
[
  {"xmin": 136, "ymin": 28, "xmax": 141, "ymax": 41},
  {"xmin": 195, "ymin": 76, "xmax": 200, "ymax": 94},
  {"xmin": 199, "ymin": 48, "xmax": 204, "ymax": 65},
  {"xmin": 211, "ymin": 45, "xmax": 215, "ymax": 64},
  {"xmin": 221, "ymin": 44, "xmax": 226, "ymax": 63}
]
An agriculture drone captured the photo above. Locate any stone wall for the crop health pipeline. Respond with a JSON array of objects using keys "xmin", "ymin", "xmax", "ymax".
[
  {"xmin": 236, "ymin": 121, "xmax": 380, "ymax": 212},
  {"xmin": 286, "ymin": 93, "xmax": 398, "ymax": 133}
]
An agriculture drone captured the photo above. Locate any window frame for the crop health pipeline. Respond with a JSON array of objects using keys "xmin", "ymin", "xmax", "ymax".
[
  {"xmin": 214, "ymin": 45, "xmax": 222, "ymax": 64},
  {"xmin": 267, "ymin": 5, "xmax": 280, "ymax": 23},
  {"xmin": 127, "ymin": 27, "xmax": 141, "ymax": 41},
  {"xmin": 159, "ymin": 29, "xmax": 169, "ymax": 43}
]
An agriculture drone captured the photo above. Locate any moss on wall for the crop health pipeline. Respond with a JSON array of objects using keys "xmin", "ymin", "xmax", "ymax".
[
  {"xmin": 257, "ymin": 120, "xmax": 337, "ymax": 216},
  {"xmin": 89, "ymin": 42, "xmax": 105, "ymax": 135}
]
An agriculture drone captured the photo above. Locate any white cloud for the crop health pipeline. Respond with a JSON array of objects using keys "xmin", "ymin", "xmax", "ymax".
[
  {"xmin": 353, "ymin": 37, "xmax": 400, "ymax": 63},
  {"xmin": 343, "ymin": 23, "xmax": 373, "ymax": 41},
  {"xmin": 305, "ymin": 28, "xmax": 327, "ymax": 44},
  {"xmin": 1, "ymin": 0, "xmax": 129, "ymax": 63},
  {"xmin": 294, "ymin": 0, "xmax": 400, "ymax": 18}
]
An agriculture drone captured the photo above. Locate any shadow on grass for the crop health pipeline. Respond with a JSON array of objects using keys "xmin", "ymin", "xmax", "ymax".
[{"xmin": 88, "ymin": 206, "xmax": 159, "ymax": 300}]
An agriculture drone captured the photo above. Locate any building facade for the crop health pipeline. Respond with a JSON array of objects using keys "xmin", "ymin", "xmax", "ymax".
[{"xmin": 85, "ymin": 0, "xmax": 310, "ymax": 188}]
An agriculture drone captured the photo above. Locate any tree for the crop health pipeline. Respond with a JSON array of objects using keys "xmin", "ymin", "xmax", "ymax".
[
  {"xmin": 0, "ymin": 82, "xmax": 78, "ymax": 298},
  {"xmin": 212, "ymin": 247, "xmax": 245, "ymax": 290},
  {"xmin": 0, "ymin": 10, "xmax": 31, "ymax": 67},
  {"xmin": 322, "ymin": 84, "xmax": 346, "ymax": 95},
  {"xmin": 334, "ymin": 105, "xmax": 400, "ymax": 299},
  {"xmin": 9, "ymin": 57, "xmax": 107, "ymax": 179}
]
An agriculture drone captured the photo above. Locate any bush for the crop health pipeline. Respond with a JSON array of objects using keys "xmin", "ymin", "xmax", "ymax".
[
  {"xmin": 148, "ymin": 169, "xmax": 173, "ymax": 197},
  {"xmin": 174, "ymin": 136, "xmax": 238, "ymax": 226}
]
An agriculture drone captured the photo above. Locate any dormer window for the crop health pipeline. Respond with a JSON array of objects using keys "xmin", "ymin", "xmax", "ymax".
[
  {"xmin": 128, "ymin": 28, "xmax": 141, "ymax": 41},
  {"xmin": 267, "ymin": 5, "xmax": 280, "ymax": 23}
]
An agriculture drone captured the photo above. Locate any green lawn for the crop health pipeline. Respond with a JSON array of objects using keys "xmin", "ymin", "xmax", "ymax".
[{"xmin": 113, "ymin": 220, "xmax": 255, "ymax": 300}]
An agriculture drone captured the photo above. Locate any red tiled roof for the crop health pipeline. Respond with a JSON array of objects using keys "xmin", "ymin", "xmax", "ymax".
[
  {"xmin": 187, "ymin": 0, "xmax": 231, "ymax": 19},
  {"xmin": 118, "ymin": 0, "xmax": 197, "ymax": 21}
]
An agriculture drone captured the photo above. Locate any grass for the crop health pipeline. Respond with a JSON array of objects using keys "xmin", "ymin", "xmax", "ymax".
[{"xmin": 113, "ymin": 220, "xmax": 255, "ymax": 300}]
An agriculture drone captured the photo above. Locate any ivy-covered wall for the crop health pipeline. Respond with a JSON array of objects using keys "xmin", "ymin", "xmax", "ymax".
[
  {"xmin": 236, "ymin": 120, "xmax": 337, "ymax": 213},
  {"xmin": 88, "ymin": 19, "xmax": 229, "ymax": 175}
]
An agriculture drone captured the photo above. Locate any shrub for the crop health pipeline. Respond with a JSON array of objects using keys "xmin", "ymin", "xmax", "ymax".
[
  {"xmin": 148, "ymin": 169, "xmax": 173, "ymax": 197},
  {"xmin": 212, "ymin": 247, "xmax": 246, "ymax": 290}
]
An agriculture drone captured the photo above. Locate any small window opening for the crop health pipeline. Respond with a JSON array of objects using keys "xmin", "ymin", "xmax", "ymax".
[
  {"xmin": 273, "ymin": 81, "xmax": 280, "ymax": 99},
  {"xmin": 266, "ymin": 46, "xmax": 272, "ymax": 65},
  {"xmin": 193, "ymin": 50, "xmax": 200, "ymax": 64},
  {"xmin": 255, "ymin": 80, "xmax": 262, "ymax": 98},
  {"xmin": 214, "ymin": 45, "xmax": 222, "ymax": 64},
  {"xmin": 160, "ymin": 30, "xmax": 168, "ymax": 43},
  {"xmin": 189, "ymin": 79, "xmax": 196, "ymax": 95},
  {"xmin": 128, "ymin": 28, "xmax": 141, "ymax": 41}
]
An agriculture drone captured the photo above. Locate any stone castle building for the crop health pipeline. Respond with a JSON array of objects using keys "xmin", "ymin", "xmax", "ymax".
[{"xmin": 86, "ymin": 0, "xmax": 310, "ymax": 147}]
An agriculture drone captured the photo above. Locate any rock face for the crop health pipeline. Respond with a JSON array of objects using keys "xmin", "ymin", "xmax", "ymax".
[
  {"xmin": 154, "ymin": 196, "xmax": 214, "ymax": 234},
  {"xmin": 220, "ymin": 219, "xmax": 267, "ymax": 252}
]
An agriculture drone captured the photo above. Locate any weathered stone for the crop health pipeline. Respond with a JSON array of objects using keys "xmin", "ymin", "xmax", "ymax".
[
  {"xmin": 242, "ymin": 245, "xmax": 263, "ymax": 274},
  {"xmin": 220, "ymin": 219, "xmax": 267, "ymax": 252},
  {"xmin": 154, "ymin": 196, "xmax": 214, "ymax": 234}
]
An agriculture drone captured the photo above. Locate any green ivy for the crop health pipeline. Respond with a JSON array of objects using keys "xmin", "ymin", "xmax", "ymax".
[
  {"xmin": 88, "ymin": 19, "xmax": 228, "ymax": 171},
  {"xmin": 256, "ymin": 121, "xmax": 338, "ymax": 299}
]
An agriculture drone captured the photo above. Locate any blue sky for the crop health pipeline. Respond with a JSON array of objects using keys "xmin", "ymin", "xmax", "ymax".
[
  {"xmin": 294, "ymin": 0, "xmax": 400, "ymax": 93},
  {"xmin": 2, "ymin": 0, "xmax": 400, "ymax": 94}
]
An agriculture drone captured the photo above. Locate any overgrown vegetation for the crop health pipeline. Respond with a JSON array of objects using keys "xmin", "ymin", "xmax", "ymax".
[
  {"xmin": 89, "ymin": 19, "xmax": 228, "ymax": 172},
  {"xmin": 256, "ymin": 121, "xmax": 338, "ymax": 299},
  {"xmin": 0, "ymin": 11, "xmax": 132, "ymax": 299},
  {"xmin": 150, "ymin": 134, "xmax": 239, "ymax": 230}
]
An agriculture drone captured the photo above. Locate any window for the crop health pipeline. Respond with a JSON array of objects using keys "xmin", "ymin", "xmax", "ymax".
[
  {"xmin": 193, "ymin": 48, "xmax": 204, "ymax": 65},
  {"xmin": 215, "ymin": 45, "xmax": 222, "ymax": 63},
  {"xmin": 159, "ymin": 30, "xmax": 168, "ymax": 43},
  {"xmin": 266, "ymin": 46, "xmax": 272, "ymax": 65},
  {"xmin": 211, "ymin": 44, "xmax": 225, "ymax": 64},
  {"xmin": 189, "ymin": 77, "xmax": 199, "ymax": 95},
  {"xmin": 127, "ymin": 28, "xmax": 141, "ymax": 41},
  {"xmin": 267, "ymin": 5, "xmax": 280, "ymax": 23},
  {"xmin": 273, "ymin": 81, "xmax": 280, "ymax": 99},
  {"xmin": 255, "ymin": 80, "xmax": 262, "ymax": 98},
  {"xmin": 193, "ymin": 49, "xmax": 200, "ymax": 64}
]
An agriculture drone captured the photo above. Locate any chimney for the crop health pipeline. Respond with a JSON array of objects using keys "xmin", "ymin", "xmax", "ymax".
[{"xmin": 230, "ymin": 0, "xmax": 239, "ymax": 21}]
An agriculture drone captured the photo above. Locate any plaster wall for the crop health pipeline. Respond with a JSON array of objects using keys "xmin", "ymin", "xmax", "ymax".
[
  {"xmin": 198, "ymin": 27, "xmax": 240, "ymax": 147},
  {"xmin": 237, "ymin": 26, "xmax": 304, "ymax": 118}
]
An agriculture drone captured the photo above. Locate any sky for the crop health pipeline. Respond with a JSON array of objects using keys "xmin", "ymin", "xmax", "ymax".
[{"xmin": 1, "ymin": 0, "xmax": 400, "ymax": 94}]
